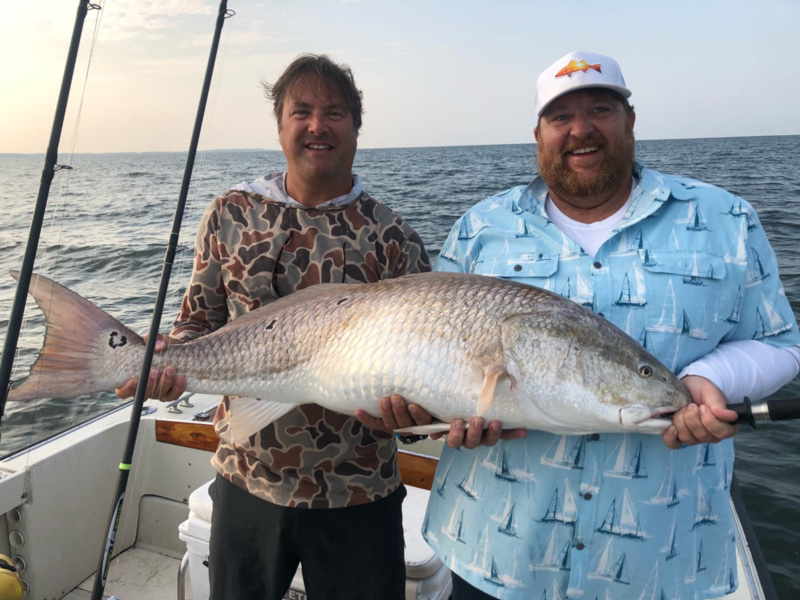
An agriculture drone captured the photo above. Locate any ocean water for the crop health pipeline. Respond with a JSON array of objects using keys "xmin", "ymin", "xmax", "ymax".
[{"xmin": 1, "ymin": 136, "xmax": 800, "ymax": 595}]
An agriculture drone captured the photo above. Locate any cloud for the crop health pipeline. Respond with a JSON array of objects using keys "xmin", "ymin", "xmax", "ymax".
[{"xmin": 100, "ymin": 0, "xmax": 217, "ymax": 41}]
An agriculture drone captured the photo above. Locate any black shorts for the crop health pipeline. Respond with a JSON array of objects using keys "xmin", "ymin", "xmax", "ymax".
[{"xmin": 208, "ymin": 473, "xmax": 407, "ymax": 600}]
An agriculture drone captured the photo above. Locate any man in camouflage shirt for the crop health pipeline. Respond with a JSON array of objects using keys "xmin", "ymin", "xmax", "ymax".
[{"xmin": 117, "ymin": 54, "xmax": 429, "ymax": 599}]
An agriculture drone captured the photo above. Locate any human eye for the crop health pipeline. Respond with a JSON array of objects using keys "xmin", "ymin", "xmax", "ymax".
[{"xmin": 289, "ymin": 106, "xmax": 309, "ymax": 118}]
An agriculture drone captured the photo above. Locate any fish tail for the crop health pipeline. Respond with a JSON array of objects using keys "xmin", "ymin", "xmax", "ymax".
[{"xmin": 7, "ymin": 271, "xmax": 144, "ymax": 401}]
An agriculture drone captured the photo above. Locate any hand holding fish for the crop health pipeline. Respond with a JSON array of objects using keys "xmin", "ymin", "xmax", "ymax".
[
  {"xmin": 114, "ymin": 334, "xmax": 187, "ymax": 402},
  {"xmin": 356, "ymin": 396, "xmax": 527, "ymax": 449},
  {"xmin": 662, "ymin": 375, "xmax": 739, "ymax": 449},
  {"xmin": 438, "ymin": 417, "xmax": 527, "ymax": 449},
  {"xmin": 355, "ymin": 394, "xmax": 433, "ymax": 433}
]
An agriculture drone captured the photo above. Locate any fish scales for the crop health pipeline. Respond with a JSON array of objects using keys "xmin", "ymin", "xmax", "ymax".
[{"xmin": 7, "ymin": 271, "xmax": 691, "ymax": 440}]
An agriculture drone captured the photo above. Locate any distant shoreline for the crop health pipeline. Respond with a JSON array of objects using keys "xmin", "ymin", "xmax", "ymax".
[{"xmin": 2, "ymin": 133, "xmax": 798, "ymax": 157}]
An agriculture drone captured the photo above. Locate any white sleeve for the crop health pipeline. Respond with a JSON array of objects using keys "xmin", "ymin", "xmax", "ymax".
[{"xmin": 677, "ymin": 341, "xmax": 800, "ymax": 404}]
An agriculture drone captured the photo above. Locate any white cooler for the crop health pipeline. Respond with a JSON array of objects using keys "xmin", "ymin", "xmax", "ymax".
[{"xmin": 178, "ymin": 480, "xmax": 452, "ymax": 600}]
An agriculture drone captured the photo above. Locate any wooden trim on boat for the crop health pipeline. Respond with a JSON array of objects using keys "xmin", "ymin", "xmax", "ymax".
[
  {"xmin": 156, "ymin": 420, "xmax": 218, "ymax": 452},
  {"xmin": 155, "ymin": 420, "xmax": 439, "ymax": 490},
  {"xmin": 396, "ymin": 451, "xmax": 437, "ymax": 490}
]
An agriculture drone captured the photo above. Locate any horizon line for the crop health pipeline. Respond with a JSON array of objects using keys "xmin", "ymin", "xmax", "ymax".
[{"xmin": 1, "ymin": 133, "xmax": 798, "ymax": 157}]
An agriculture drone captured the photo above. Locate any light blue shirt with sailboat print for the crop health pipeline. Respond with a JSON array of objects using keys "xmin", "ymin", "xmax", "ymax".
[{"xmin": 423, "ymin": 162, "xmax": 799, "ymax": 600}]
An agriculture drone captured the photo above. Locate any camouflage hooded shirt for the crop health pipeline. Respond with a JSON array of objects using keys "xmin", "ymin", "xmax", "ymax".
[{"xmin": 172, "ymin": 172, "xmax": 430, "ymax": 508}]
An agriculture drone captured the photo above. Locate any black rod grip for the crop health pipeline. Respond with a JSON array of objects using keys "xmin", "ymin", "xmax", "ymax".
[
  {"xmin": 729, "ymin": 396, "xmax": 800, "ymax": 428},
  {"xmin": 761, "ymin": 398, "xmax": 800, "ymax": 422},
  {"xmin": 730, "ymin": 397, "xmax": 755, "ymax": 428}
]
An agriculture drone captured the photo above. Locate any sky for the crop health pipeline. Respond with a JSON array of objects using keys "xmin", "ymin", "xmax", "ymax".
[{"xmin": 2, "ymin": 0, "xmax": 799, "ymax": 154}]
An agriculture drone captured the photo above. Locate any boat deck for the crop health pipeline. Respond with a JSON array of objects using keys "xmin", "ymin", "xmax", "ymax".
[
  {"xmin": 60, "ymin": 484, "xmax": 767, "ymax": 600},
  {"xmin": 55, "ymin": 402, "xmax": 447, "ymax": 600},
  {"xmin": 65, "ymin": 548, "xmax": 183, "ymax": 600},
  {"xmin": 62, "ymin": 517, "xmax": 763, "ymax": 600}
]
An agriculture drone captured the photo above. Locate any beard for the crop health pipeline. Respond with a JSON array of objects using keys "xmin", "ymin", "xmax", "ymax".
[{"xmin": 537, "ymin": 130, "xmax": 635, "ymax": 201}]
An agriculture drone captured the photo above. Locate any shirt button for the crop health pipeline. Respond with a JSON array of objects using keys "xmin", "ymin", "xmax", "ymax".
[
  {"xmin": 575, "ymin": 543, "xmax": 585, "ymax": 550},
  {"xmin": 513, "ymin": 264, "xmax": 522, "ymax": 272},
  {"xmin": 583, "ymin": 492, "xmax": 592, "ymax": 500},
  {"xmin": 593, "ymin": 261, "xmax": 602, "ymax": 269},
  {"xmin": 591, "ymin": 433, "xmax": 600, "ymax": 441}
]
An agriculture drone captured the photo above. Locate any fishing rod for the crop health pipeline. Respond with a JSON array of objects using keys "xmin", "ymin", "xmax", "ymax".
[
  {"xmin": 89, "ymin": 2, "xmax": 234, "ymax": 599},
  {"xmin": 0, "ymin": 0, "xmax": 101, "ymax": 422},
  {"xmin": 731, "ymin": 396, "xmax": 800, "ymax": 428}
]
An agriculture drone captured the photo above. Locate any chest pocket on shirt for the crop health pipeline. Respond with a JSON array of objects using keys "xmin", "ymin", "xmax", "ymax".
[
  {"xmin": 642, "ymin": 251, "xmax": 726, "ymax": 282},
  {"xmin": 472, "ymin": 253, "xmax": 559, "ymax": 279}
]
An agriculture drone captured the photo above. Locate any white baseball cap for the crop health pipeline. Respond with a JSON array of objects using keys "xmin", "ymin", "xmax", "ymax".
[{"xmin": 534, "ymin": 51, "xmax": 631, "ymax": 116}]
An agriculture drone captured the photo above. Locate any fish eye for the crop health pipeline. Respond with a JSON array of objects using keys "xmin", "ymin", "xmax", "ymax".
[{"xmin": 638, "ymin": 363, "xmax": 654, "ymax": 378}]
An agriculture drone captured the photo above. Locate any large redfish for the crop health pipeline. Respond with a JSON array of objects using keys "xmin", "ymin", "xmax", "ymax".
[{"xmin": 7, "ymin": 271, "xmax": 690, "ymax": 442}]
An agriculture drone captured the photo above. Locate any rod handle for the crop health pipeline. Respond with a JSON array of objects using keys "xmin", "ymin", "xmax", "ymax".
[
  {"xmin": 730, "ymin": 397, "xmax": 756, "ymax": 428},
  {"xmin": 729, "ymin": 396, "xmax": 800, "ymax": 428}
]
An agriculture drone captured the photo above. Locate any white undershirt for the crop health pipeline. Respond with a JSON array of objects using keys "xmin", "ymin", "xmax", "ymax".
[
  {"xmin": 544, "ymin": 190, "xmax": 800, "ymax": 403},
  {"xmin": 545, "ymin": 192, "xmax": 632, "ymax": 260}
]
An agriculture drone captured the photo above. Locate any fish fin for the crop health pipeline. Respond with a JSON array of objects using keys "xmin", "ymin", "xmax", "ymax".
[
  {"xmin": 395, "ymin": 422, "xmax": 452, "ymax": 435},
  {"xmin": 478, "ymin": 365, "xmax": 510, "ymax": 416},
  {"xmin": 223, "ymin": 397, "xmax": 298, "ymax": 444},
  {"xmin": 220, "ymin": 282, "xmax": 355, "ymax": 331},
  {"xmin": 7, "ymin": 271, "xmax": 144, "ymax": 401}
]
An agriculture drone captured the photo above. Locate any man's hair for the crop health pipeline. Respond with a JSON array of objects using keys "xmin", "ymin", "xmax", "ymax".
[
  {"xmin": 261, "ymin": 54, "xmax": 364, "ymax": 134},
  {"xmin": 606, "ymin": 89, "xmax": 635, "ymax": 116}
]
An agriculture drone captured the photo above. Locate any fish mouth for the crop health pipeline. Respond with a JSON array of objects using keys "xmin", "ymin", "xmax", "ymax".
[
  {"xmin": 619, "ymin": 406, "xmax": 680, "ymax": 432},
  {"xmin": 652, "ymin": 408, "xmax": 680, "ymax": 421}
]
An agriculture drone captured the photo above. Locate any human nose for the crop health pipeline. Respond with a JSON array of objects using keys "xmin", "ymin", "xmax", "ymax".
[
  {"xmin": 568, "ymin": 114, "xmax": 594, "ymax": 138},
  {"xmin": 308, "ymin": 111, "xmax": 328, "ymax": 135}
]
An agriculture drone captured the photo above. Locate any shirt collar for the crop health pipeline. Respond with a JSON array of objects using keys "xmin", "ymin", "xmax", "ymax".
[{"xmin": 233, "ymin": 171, "xmax": 363, "ymax": 208}]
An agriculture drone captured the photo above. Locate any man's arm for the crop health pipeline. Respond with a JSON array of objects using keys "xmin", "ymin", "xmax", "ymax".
[
  {"xmin": 385, "ymin": 217, "xmax": 431, "ymax": 277},
  {"xmin": 678, "ymin": 341, "xmax": 800, "ymax": 404},
  {"xmin": 664, "ymin": 198, "xmax": 800, "ymax": 448},
  {"xmin": 662, "ymin": 341, "xmax": 800, "ymax": 449}
]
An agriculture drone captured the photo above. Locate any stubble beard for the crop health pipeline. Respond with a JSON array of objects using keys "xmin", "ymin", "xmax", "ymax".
[{"xmin": 538, "ymin": 131, "xmax": 635, "ymax": 202}]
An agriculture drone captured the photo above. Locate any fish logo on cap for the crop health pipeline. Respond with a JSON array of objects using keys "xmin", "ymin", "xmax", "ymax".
[{"xmin": 555, "ymin": 59, "xmax": 602, "ymax": 79}]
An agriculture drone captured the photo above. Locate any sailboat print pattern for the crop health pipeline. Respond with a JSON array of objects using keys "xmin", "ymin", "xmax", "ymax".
[
  {"xmin": 588, "ymin": 539, "xmax": 630, "ymax": 584},
  {"xmin": 493, "ymin": 490, "xmax": 519, "ymax": 537},
  {"xmin": 423, "ymin": 162, "xmax": 800, "ymax": 599},
  {"xmin": 604, "ymin": 435, "xmax": 648, "ymax": 479}
]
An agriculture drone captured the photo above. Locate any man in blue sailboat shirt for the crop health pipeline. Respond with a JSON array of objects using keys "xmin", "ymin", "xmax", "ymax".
[{"xmin": 366, "ymin": 51, "xmax": 800, "ymax": 599}]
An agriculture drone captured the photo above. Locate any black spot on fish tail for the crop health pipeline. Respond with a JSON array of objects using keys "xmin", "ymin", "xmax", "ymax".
[
  {"xmin": 336, "ymin": 297, "xmax": 349, "ymax": 306},
  {"xmin": 265, "ymin": 319, "xmax": 277, "ymax": 331},
  {"xmin": 108, "ymin": 331, "xmax": 127, "ymax": 348}
]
